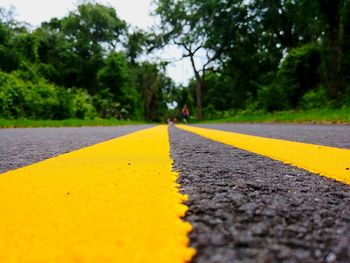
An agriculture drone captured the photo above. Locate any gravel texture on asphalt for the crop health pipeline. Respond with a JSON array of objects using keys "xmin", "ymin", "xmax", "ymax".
[
  {"xmin": 169, "ymin": 126, "xmax": 350, "ymax": 263},
  {"xmin": 0, "ymin": 125, "xmax": 153, "ymax": 173},
  {"xmin": 195, "ymin": 124, "xmax": 350, "ymax": 149}
]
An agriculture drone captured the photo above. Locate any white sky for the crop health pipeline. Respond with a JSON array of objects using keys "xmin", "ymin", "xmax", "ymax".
[{"xmin": 0, "ymin": 0, "xmax": 194, "ymax": 84}]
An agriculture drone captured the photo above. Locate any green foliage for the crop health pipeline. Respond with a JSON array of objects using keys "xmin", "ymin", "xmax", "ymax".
[
  {"xmin": 0, "ymin": 71, "xmax": 96, "ymax": 119},
  {"xmin": 254, "ymin": 44, "xmax": 323, "ymax": 112},
  {"xmin": 97, "ymin": 52, "xmax": 129, "ymax": 98},
  {"xmin": 125, "ymin": 30, "xmax": 148, "ymax": 64},
  {"xmin": 0, "ymin": 3, "xmax": 173, "ymax": 122},
  {"xmin": 24, "ymin": 81, "xmax": 58, "ymax": 119},
  {"xmin": 134, "ymin": 62, "xmax": 171, "ymax": 122},
  {"xmin": 256, "ymin": 84, "xmax": 289, "ymax": 112},
  {"xmin": 202, "ymin": 108, "xmax": 350, "ymax": 124},
  {"xmin": 13, "ymin": 62, "xmax": 42, "ymax": 82},
  {"xmin": 93, "ymin": 89, "xmax": 118, "ymax": 119},
  {"xmin": 0, "ymin": 23, "xmax": 20, "ymax": 72},
  {"xmin": 1, "ymin": 1, "xmax": 349, "ymax": 123},
  {"xmin": 0, "ymin": 21, "xmax": 40, "ymax": 72},
  {"xmin": 155, "ymin": 0, "xmax": 350, "ymax": 118},
  {"xmin": 54, "ymin": 88, "xmax": 76, "ymax": 119},
  {"xmin": 203, "ymin": 72, "xmax": 234, "ymax": 112},
  {"xmin": 61, "ymin": 3, "xmax": 126, "ymax": 47},
  {"xmin": 0, "ymin": 45, "xmax": 20, "ymax": 72},
  {"xmin": 301, "ymin": 85, "xmax": 329, "ymax": 109},
  {"xmin": 13, "ymin": 33, "xmax": 39, "ymax": 63},
  {"xmin": 0, "ymin": 118, "xmax": 144, "ymax": 128},
  {"xmin": 35, "ymin": 3, "xmax": 127, "ymax": 93},
  {"xmin": 97, "ymin": 52, "xmax": 140, "ymax": 119},
  {"xmin": 0, "ymin": 71, "xmax": 27, "ymax": 118},
  {"xmin": 72, "ymin": 89, "xmax": 97, "ymax": 119},
  {"xmin": 277, "ymin": 43, "xmax": 322, "ymax": 107}
]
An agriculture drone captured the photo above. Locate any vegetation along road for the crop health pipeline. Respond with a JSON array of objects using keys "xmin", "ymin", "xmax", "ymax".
[{"xmin": 0, "ymin": 124, "xmax": 349, "ymax": 262}]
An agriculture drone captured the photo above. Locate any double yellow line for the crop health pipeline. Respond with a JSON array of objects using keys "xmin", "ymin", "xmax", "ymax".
[{"xmin": 0, "ymin": 126, "xmax": 194, "ymax": 263}]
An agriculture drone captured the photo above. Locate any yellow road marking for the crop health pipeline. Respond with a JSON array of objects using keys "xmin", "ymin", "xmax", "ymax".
[
  {"xmin": 0, "ymin": 125, "xmax": 195, "ymax": 263},
  {"xmin": 178, "ymin": 125, "xmax": 350, "ymax": 185}
]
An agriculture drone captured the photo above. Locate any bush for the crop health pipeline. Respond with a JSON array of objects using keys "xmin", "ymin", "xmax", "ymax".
[
  {"xmin": 0, "ymin": 71, "xmax": 27, "ymax": 118},
  {"xmin": 13, "ymin": 64, "xmax": 41, "ymax": 83},
  {"xmin": 73, "ymin": 89, "xmax": 97, "ymax": 119},
  {"xmin": 301, "ymin": 85, "xmax": 329, "ymax": 109},
  {"xmin": 0, "ymin": 71, "xmax": 97, "ymax": 119},
  {"xmin": 204, "ymin": 104, "xmax": 219, "ymax": 119},
  {"xmin": 24, "ymin": 81, "xmax": 58, "ymax": 119},
  {"xmin": 93, "ymin": 89, "xmax": 119, "ymax": 119},
  {"xmin": 256, "ymin": 83, "xmax": 289, "ymax": 111},
  {"xmin": 53, "ymin": 88, "xmax": 76, "ymax": 119}
]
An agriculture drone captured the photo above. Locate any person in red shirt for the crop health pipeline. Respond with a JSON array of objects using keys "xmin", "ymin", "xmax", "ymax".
[{"xmin": 181, "ymin": 105, "xmax": 190, "ymax": 123}]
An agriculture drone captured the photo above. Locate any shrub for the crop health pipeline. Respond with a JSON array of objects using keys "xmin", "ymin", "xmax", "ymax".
[
  {"xmin": 73, "ymin": 89, "xmax": 97, "ymax": 119},
  {"xmin": 93, "ymin": 89, "xmax": 118, "ymax": 119},
  {"xmin": 301, "ymin": 85, "xmax": 329, "ymax": 109},
  {"xmin": 256, "ymin": 83, "xmax": 289, "ymax": 111},
  {"xmin": 0, "ymin": 71, "xmax": 97, "ymax": 119},
  {"xmin": 53, "ymin": 88, "xmax": 76, "ymax": 119},
  {"xmin": 24, "ymin": 81, "xmax": 58, "ymax": 119},
  {"xmin": 0, "ymin": 71, "xmax": 27, "ymax": 118}
]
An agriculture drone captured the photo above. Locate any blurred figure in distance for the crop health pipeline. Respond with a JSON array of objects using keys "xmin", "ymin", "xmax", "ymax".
[{"xmin": 181, "ymin": 105, "xmax": 190, "ymax": 123}]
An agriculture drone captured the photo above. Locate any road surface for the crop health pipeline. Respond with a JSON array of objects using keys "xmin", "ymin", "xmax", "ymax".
[{"xmin": 0, "ymin": 124, "xmax": 349, "ymax": 263}]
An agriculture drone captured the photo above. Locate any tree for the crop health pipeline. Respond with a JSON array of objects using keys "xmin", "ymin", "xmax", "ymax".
[
  {"xmin": 154, "ymin": 0, "xmax": 229, "ymax": 120},
  {"xmin": 125, "ymin": 30, "xmax": 149, "ymax": 65},
  {"xmin": 0, "ymin": 22, "xmax": 20, "ymax": 72},
  {"xmin": 134, "ymin": 62, "xmax": 172, "ymax": 122},
  {"xmin": 36, "ymin": 3, "xmax": 127, "ymax": 93},
  {"xmin": 97, "ymin": 52, "xmax": 140, "ymax": 118}
]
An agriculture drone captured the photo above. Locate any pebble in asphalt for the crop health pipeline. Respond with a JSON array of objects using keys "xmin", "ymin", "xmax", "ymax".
[
  {"xmin": 170, "ymin": 126, "xmax": 350, "ymax": 263},
  {"xmin": 0, "ymin": 125, "xmax": 153, "ymax": 173}
]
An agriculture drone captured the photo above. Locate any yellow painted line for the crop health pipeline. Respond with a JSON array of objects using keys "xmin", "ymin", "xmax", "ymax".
[
  {"xmin": 0, "ymin": 125, "xmax": 195, "ymax": 263},
  {"xmin": 178, "ymin": 125, "xmax": 350, "ymax": 185}
]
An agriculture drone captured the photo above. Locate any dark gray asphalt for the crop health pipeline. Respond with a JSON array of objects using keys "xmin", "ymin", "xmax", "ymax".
[
  {"xmin": 0, "ymin": 125, "xmax": 153, "ymax": 173},
  {"xmin": 170, "ymin": 126, "xmax": 350, "ymax": 263},
  {"xmin": 195, "ymin": 124, "xmax": 350, "ymax": 149}
]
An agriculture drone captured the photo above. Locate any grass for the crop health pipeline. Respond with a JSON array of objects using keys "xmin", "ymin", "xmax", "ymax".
[
  {"xmin": 203, "ymin": 108, "xmax": 350, "ymax": 124},
  {"xmin": 0, "ymin": 118, "xmax": 146, "ymax": 128},
  {"xmin": 2, "ymin": 108, "xmax": 350, "ymax": 128}
]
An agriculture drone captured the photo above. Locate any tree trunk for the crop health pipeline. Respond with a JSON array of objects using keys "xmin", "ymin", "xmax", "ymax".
[
  {"xmin": 195, "ymin": 77, "xmax": 204, "ymax": 121},
  {"xmin": 189, "ymin": 53, "xmax": 204, "ymax": 120},
  {"xmin": 321, "ymin": 0, "xmax": 347, "ymax": 99},
  {"xmin": 328, "ymin": 22, "xmax": 344, "ymax": 99}
]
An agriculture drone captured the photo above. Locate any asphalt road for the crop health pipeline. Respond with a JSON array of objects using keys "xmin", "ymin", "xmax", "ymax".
[
  {"xmin": 0, "ymin": 125, "xmax": 153, "ymax": 173},
  {"xmin": 1, "ymin": 123, "xmax": 349, "ymax": 263},
  {"xmin": 170, "ymin": 125, "xmax": 350, "ymax": 263}
]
